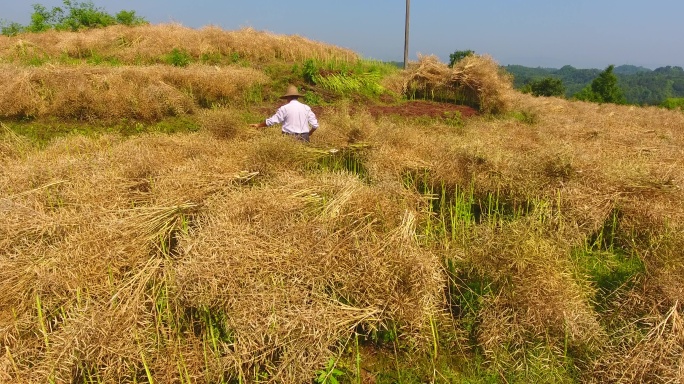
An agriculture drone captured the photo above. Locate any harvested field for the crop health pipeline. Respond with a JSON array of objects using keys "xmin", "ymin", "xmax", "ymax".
[
  {"xmin": 364, "ymin": 100, "xmax": 478, "ymax": 119},
  {"xmin": 1, "ymin": 24, "xmax": 684, "ymax": 383}
]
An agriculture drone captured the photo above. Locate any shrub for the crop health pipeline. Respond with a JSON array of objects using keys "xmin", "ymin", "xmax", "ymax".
[
  {"xmin": 165, "ymin": 48, "xmax": 192, "ymax": 67},
  {"xmin": 55, "ymin": 0, "xmax": 117, "ymax": 31},
  {"xmin": 575, "ymin": 65, "xmax": 626, "ymax": 104},
  {"xmin": 660, "ymin": 97, "xmax": 684, "ymax": 111},
  {"xmin": 27, "ymin": 4, "xmax": 56, "ymax": 33},
  {"xmin": 115, "ymin": 10, "xmax": 146, "ymax": 26},
  {"xmin": 522, "ymin": 77, "xmax": 566, "ymax": 97},
  {"xmin": 1, "ymin": 21, "xmax": 24, "ymax": 36}
]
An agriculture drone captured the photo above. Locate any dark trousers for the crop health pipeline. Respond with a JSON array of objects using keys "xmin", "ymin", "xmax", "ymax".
[{"xmin": 282, "ymin": 132, "xmax": 310, "ymax": 142}]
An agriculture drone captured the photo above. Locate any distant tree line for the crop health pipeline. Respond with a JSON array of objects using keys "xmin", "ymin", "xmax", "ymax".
[
  {"xmin": 504, "ymin": 62, "xmax": 684, "ymax": 106},
  {"xmin": 1, "ymin": 0, "xmax": 146, "ymax": 36}
]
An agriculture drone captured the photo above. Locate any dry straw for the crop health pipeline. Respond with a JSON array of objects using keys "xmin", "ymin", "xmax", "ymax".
[
  {"xmin": 3, "ymin": 24, "xmax": 684, "ymax": 381},
  {"xmin": 351, "ymin": 85, "xmax": 684, "ymax": 378},
  {"xmin": 0, "ymin": 122, "xmax": 33, "ymax": 160},
  {"xmin": 0, "ymin": 64, "xmax": 268, "ymax": 121},
  {"xmin": 174, "ymin": 172, "xmax": 443, "ymax": 381},
  {"xmin": 0, "ymin": 24, "xmax": 358, "ymax": 65},
  {"xmin": 2, "ymin": 96, "xmax": 684, "ymax": 381},
  {"xmin": 0, "ymin": 128, "xmax": 445, "ymax": 381}
]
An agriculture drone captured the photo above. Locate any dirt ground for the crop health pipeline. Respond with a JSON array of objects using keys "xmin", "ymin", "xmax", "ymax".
[{"xmin": 362, "ymin": 100, "xmax": 478, "ymax": 119}]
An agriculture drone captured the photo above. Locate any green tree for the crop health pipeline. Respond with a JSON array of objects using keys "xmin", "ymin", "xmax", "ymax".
[
  {"xmin": 448, "ymin": 50, "xmax": 474, "ymax": 68},
  {"xmin": 55, "ymin": 0, "xmax": 117, "ymax": 31},
  {"xmin": 27, "ymin": 4, "xmax": 59, "ymax": 32},
  {"xmin": 522, "ymin": 77, "xmax": 566, "ymax": 97},
  {"xmin": 115, "ymin": 10, "xmax": 146, "ymax": 26},
  {"xmin": 16, "ymin": 1, "xmax": 147, "ymax": 34},
  {"xmin": 506, "ymin": 63, "xmax": 684, "ymax": 105},
  {"xmin": 1, "ymin": 21, "xmax": 24, "ymax": 36},
  {"xmin": 575, "ymin": 65, "xmax": 626, "ymax": 104}
]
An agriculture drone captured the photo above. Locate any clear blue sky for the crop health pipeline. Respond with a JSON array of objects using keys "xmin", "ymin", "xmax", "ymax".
[{"xmin": 2, "ymin": 0, "xmax": 682, "ymax": 69}]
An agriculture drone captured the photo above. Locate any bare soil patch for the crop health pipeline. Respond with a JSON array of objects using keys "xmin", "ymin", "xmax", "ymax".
[{"xmin": 364, "ymin": 100, "xmax": 478, "ymax": 119}]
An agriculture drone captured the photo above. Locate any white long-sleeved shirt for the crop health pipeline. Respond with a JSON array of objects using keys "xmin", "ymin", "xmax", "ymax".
[{"xmin": 265, "ymin": 100, "xmax": 319, "ymax": 134}]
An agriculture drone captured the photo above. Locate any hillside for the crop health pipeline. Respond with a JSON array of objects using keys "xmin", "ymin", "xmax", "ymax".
[
  {"xmin": 2, "ymin": 24, "xmax": 684, "ymax": 383},
  {"xmin": 505, "ymin": 64, "xmax": 684, "ymax": 105}
]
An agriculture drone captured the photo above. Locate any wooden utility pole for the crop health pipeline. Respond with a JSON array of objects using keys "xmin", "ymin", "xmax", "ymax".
[{"xmin": 404, "ymin": 0, "xmax": 410, "ymax": 69}]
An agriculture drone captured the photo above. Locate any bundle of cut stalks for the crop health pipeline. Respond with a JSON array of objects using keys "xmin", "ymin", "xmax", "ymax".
[
  {"xmin": 359, "ymin": 88, "xmax": 684, "ymax": 379},
  {"xmin": 403, "ymin": 54, "xmax": 513, "ymax": 114},
  {"xmin": 591, "ymin": 302, "xmax": 684, "ymax": 383},
  {"xmin": 0, "ymin": 64, "xmax": 268, "ymax": 121},
  {"xmin": 0, "ymin": 130, "xmax": 444, "ymax": 382},
  {"xmin": 0, "ymin": 122, "xmax": 32, "ymax": 159}
]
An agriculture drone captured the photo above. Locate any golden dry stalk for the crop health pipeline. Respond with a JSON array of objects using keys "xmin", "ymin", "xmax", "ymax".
[
  {"xmin": 0, "ymin": 24, "xmax": 358, "ymax": 65},
  {"xmin": 0, "ymin": 64, "xmax": 268, "ymax": 121}
]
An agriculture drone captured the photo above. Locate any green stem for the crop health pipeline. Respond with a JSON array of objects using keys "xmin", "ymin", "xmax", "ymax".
[{"xmin": 36, "ymin": 294, "xmax": 49, "ymax": 349}]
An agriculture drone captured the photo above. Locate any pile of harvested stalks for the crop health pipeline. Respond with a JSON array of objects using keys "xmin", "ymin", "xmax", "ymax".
[
  {"xmin": 403, "ymin": 54, "xmax": 513, "ymax": 114},
  {"xmin": 0, "ymin": 64, "xmax": 267, "ymax": 121},
  {"xmin": 0, "ymin": 131, "xmax": 444, "ymax": 382}
]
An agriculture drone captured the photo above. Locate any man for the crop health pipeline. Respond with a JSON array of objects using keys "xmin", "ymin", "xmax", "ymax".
[{"xmin": 250, "ymin": 85, "xmax": 319, "ymax": 142}]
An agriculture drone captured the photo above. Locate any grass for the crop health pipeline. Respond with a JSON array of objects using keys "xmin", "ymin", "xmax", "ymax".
[
  {"xmin": 572, "ymin": 209, "xmax": 646, "ymax": 311},
  {"xmin": 165, "ymin": 48, "xmax": 192, "ymax": 67},
  {"xmin": 313, "ymin": 144, "xmax": 369, "ymax": 179},
  {"xmin": 299, "ymin": 58, "xmax": 397, "ymax": 100},
  {"xmin": 574, "ymin": 247, "xmax": 644, "ymax": 308},
  {"xmin": 1, "ymin": 116, "xmax": 200, "ymax": 147},
  {"xmin": 509, "ymin": 109, "xmax": 539, "ymax": 125}
]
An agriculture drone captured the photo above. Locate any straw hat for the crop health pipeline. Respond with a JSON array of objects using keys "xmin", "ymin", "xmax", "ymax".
[{"xmin": 280, "ymin": 85, "xmax": 303, "ymax": 99}]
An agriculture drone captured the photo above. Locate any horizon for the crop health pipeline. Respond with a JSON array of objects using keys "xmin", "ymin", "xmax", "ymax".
[{"xmin": 1, "ymin": 0, "xmax": 682, "ymax": 70}]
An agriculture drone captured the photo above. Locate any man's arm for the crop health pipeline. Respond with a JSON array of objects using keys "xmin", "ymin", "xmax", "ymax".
[
  {"xmin": 251, "ymin": 106, "xmax": 285, "ymax": 128},
  {"xmin": 308, "ymin": 108, "xmax": 319, "ymax": 135}
]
